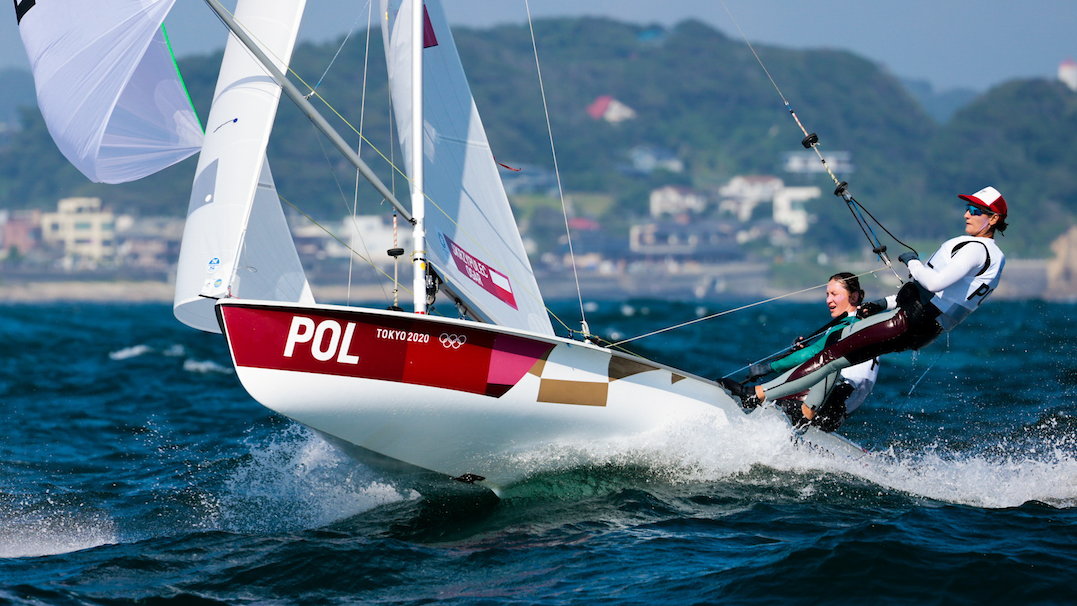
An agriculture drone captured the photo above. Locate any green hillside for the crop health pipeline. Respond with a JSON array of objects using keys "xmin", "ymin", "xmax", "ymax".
[{"xmin": 0, "ymin": 17, "xmax": 1071, "ymax": 256}]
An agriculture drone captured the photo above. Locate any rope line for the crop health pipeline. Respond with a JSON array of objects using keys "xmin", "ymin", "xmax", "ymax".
[
  {"xmin": 304, "ymin": 1, "xmax": 369, "ymax": 96},
  {"xmin": 717, "ymin": 0, "xmax": 911, "ymax": 281},
  {"xmin": 279, "ymin": 194, "xmax": 411, "ymax": 298},
  {"xmin": 209, "ymin": 5, "xmax": 564, "ymax": 329},
  {"xmin": 346, "ymin": 0, "xmax": 376, "ymax": 305},
  {"xmin": 524, "ymin": 0, "xmax": 589, "ymax": 338},
  {"xmin": 610, "ymin": 268, "xmax": 885, "ymax": 347}
]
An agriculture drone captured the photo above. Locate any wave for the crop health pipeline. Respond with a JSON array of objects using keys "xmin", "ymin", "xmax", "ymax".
[
  {"xmin": 108, "ymin": 344, "xmax": 152, "ymax": 360},
  {"xmin": 211, "ymin": 425, "xmax": 418, "ymax": 533},
  {"xmin": 0, "ymin": 508, "xmax": 116, "ymax": 559},
  {"xmin": 497, "ymin": 406, "xmax": 1077, "ymax": 508},
  {"xmin": 182, "ymin": 358, "xmax": 233, "ymax": 374}
]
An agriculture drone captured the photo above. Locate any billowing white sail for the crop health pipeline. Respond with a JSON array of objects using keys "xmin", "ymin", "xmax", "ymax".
[
  {"xmin": 15, "ymin": 0, "xmax": 202, "ymax": 184},
  {"xmin": 173, "ymin": 0, "xmax": 313, "ymax": 333},
  {"xmin": 381, "ymin": 0, "xmax": 554, "ymax": 335}
]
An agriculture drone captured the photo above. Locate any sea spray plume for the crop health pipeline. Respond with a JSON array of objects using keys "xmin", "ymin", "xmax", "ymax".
[
  {"xmin": 839, "ymin": 432, "xmax": 1077, "ymax": 509},
  {"xmin": 0, "ymin": 504, "xmax": 117, "ymax": 559},
  {"xmin": 217, "ymin": 425, "xmax": 418, "ymax": 533},
  {"xmin": 498, "ymin": 406, "xmax": 838, "ymax": 498},
  {"xmin": 497, "ymin": 404, "xmax": 1076, "ymax": 508}
]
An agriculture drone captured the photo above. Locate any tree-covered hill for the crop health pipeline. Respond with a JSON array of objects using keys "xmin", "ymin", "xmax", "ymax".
[{"xmin": 0, "ymin": 17, "xmax": 1071, "ymax": 256}]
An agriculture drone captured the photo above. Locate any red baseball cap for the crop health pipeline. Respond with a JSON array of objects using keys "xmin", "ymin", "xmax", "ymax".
[{"xmin": 958, "ymin": 186, "xmax": 1007, "ymax": 218}]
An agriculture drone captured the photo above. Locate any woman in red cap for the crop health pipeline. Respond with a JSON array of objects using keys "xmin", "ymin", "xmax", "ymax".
[{"xmin": 740, "ymin": 186, "xmax": 1008, "ymax": 413}]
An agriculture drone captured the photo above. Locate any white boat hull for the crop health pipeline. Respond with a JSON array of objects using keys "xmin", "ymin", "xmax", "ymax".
[{"xmin": 216, "ymin": 299, "xmax": 755, "ymax": 492}]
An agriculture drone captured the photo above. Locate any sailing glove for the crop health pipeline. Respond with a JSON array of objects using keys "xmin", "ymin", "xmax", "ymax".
[
  {"xmin": 856, "ymin": 300, "xmax": 886, "ymax": 319},
  {"xmin": 898, "ymin": 251, "xmax": 919, "ymax": 265},
  {"xmin": 747, "ymin": 362, "xmax": 772, "ymax": 380}
]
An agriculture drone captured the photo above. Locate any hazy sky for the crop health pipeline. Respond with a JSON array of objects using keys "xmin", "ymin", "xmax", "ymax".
[{"xmin": 3, "ymin": 1, "xmax": 1076, "ymax": 92}]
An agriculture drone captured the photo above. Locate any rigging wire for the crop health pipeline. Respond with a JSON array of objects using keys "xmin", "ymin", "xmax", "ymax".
[
  {"xmin": 282, "ymin": 31, "xmax": 563, "ymax": 329},
  {"xmin": 906, "ymin": 334, "xmax": 947, "ymax": 396},
  {"xmin": 609, "ymin": 268, "xmax": 885, "ymax": 347},
  {"xmin": 717, "ymin": 0, "xmax": 912, "ymax": 281},
  {"xmin": 721, "ymin": 313, "xmax": 848, "ymax": 380},
  {"xmin": 906, "ymin": 350, "xmax": 944, "ymax": 397},
  {"xmin": 278, "ymin": 193, "xmax": 409, "ymax": 294},
  {"xmin": 203, "ymin": 1, "xmax": 575, "ymax": 328},
  {"xmin": 208, "ymin": 2, "xmax": 549, "ymax": 323},
  {"xmin": 346, "ymin": 0, "xmax": 376, "ymax": 305},
  {"xmin": 308, "ymin": 121, "xmax": 390, "ymax": 304},
  {"xmin": 388, "ymin": 89, "xmax": 402, "ymax": 309},
  {"xmin": 304, "ymin": 2, "xmax": 370, "ymax": 97},
  {"xmin": 524, "ymin": 0, "xmax": 590, "ymax": 339}
]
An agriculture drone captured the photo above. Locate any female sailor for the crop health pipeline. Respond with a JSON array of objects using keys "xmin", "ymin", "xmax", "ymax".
[
  {"xmin": 727, "ymin": 272, "xmax": 879, "ymax": 431},
  {"xmin": 750, "ymin": 186, "xmax": 1008, "ymax": 406}
]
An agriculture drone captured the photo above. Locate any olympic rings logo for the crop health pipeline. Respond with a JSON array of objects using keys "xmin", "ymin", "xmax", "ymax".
[{"xmin": 439, "ymin": 333, "xmax": 467, "ymax": 349}]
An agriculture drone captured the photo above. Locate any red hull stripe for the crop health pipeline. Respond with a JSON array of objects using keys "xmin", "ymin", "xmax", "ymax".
[{"xmin": 220, "ymin": 305, "xmax": 553, "ymax": 398}]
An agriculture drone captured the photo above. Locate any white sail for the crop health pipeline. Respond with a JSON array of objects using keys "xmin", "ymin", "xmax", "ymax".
[
  {"xmin": 381, "ymin": 0, "xmax": 554, "ymax": 335},
  {"xmin": 173, "ymin": 0, "xmax": 313, "ymax": 333},
  {"xmin": 14, "ymin": 0, "xmax": 202, "ymax": 184}
]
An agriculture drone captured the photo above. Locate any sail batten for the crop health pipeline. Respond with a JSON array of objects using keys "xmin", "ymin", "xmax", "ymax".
[{"xmin": 381, "ymin": 0, "xmax": 554, "ymax": 335}]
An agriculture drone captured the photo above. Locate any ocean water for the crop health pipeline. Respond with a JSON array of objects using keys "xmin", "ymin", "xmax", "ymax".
[{"xmin": 0, "ymin": 299, "xmax": 1074, "ymax": 605}]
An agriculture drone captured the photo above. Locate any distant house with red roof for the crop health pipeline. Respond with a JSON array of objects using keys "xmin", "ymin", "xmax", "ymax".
[{"xmin": 586, "ymin": 95, "xmax": 637, "ymax": 123}]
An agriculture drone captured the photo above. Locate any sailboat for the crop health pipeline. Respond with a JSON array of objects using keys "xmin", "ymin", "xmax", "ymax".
[{"xmin": 15, "ymin": 0, "xmax": 866, "ymax": 494}]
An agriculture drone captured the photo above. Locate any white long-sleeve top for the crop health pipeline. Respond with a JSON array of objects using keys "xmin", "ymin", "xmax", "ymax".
[
  {"xmin": 905, "ymin": 235, "xmax": 1005, "ymax": 331},
  {"xmin": 839, "ymin": 357, "xmax": 878, "ymax": 415}
]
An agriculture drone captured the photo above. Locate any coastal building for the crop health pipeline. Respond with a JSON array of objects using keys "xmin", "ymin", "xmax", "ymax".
[
  {"xmin": 1059, "ymin": 59, "xmax": 1077, "ymax": 92},
  {"xmin": 718, "ymin": 175, "xmax": 783, "ymax": 221},
  {"xmin": 1048, "ymin": 225, "xmax": 1077, "ymax": 293},
  {"xmin": 586, "ymin": 95, "xmax": 637, "ymax": 123},
  {"xmin": 628, "ymin": 145, "xmax": 684, "ymax": 175},
  {"xmin": 307, "ymin": 214, "xmax": 415, "ymax": 266},
  {"xmin": 40, "ymin": 197, "xmax": 116, "ymax": 269},
  {"xmin": 649, "ymin": 185, "xmax": 707, "ymax": 218},
  {"xmin": 629, "ymin": 219, "xmax": 742, "ymax": 261},
  {"xmin": 772, "ymin": 186, "xmax": 822, "ymax": 235},
  {"xmin": 0, "ymin": 209, "xmax": 42, "ymax": 258},
  {"xmin": 116, "ymin": 216, "xmax": 184, "ymax": 270},
  {"xmin": 717, "ymin": 175, "xmax": 821, "ymax": 237},
  {"xmin": 783, "ymin": 150, "xmax": 854, "ymax": 175}
]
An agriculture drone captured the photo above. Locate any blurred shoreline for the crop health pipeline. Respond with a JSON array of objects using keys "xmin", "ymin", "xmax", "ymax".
[{"xmin": 0, "ymin": 257, "xmax": 1066, "ymax": 304}]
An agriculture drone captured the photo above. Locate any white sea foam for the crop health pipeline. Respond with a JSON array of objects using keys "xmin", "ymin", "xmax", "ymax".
[
  {"xmin": 0, "ymin": 511, "xmax": 116, "ymax": 559},
  {"xmin": 504, "ymin": 406, "xmax": 1077, "ymax": 508},
  {"xmin": 836, "ymin": 444, "xmax": 1077, "ymax": 509},
  {"xmin": 216, "ymin": 425, "xmax": 417, "ymax": 532},
  {"xmin": 108, "ymin": 344, "xmax": 152, "ymax": 360},
  {"xmin": 182, "ymin": 359, "xmax": 233, "ymax": 374}
]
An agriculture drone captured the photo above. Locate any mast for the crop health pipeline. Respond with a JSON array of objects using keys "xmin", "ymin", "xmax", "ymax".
[{"xmin": 409, "ymin": 0, "xmax": 427, "ymax": 314}]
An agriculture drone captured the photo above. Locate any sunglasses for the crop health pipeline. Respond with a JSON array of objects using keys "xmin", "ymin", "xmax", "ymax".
[{"xmin": 966, "ymin": 204, "xmax": 995, "ymax": 217}]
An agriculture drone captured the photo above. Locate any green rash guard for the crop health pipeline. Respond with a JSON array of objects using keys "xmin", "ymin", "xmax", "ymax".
[{"xmin": 769, "ymin": 315, "xmax": 860, "ymax": 374}]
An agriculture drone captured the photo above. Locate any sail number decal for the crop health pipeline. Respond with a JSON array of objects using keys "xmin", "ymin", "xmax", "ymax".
[{"xmin": 14, "ymin": 0, "xmax": 36, "ymax": 24}]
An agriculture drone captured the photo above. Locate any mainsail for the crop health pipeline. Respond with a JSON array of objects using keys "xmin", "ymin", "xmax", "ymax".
[
  {"xmin": 14, "ymin": 0, "xmax": 202, "ymax": 184},
  {"xmin": 173, "ymin": 0, "xmax": 313, "ymax": 333},
  {"xmin": 381, "ymin": 0, "xmax": 554, "ymax": 336}
]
